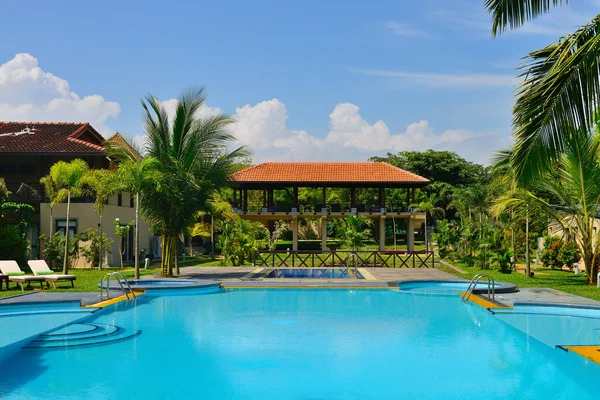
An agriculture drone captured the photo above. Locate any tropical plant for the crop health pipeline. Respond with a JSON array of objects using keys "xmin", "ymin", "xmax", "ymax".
[
  {"xmin": 541, "ymin": 236, "xmax": 564, "ymax": 269},
  {"xmin": 217, "ymin": 219, "xmax": 268, "ymax": 266},
  {"xmin": 559, "ymin": 241, "xmax": 581, "ymax": 270},
  {"xmin": 137, "ymin": 87, "xmax": 247, "ymax": 277},
  {"xmin": 41, "ymin": 159, "xmax": 88, "ymax": 274},
  {"xmin": 340, "ymin": 216, "xmax": 371, "ymax": 251},
  {"xmin": 40, "ymin": 232, "xmax": 79, "ymax": 270},
  {"xmin": 81, "ymin": 169, "xmax": 122, "ymax": 270},
  {"xmin": 113, "ymin": 218, "xmax": 134, "ymax": 268},
  {"xmin": 484, "ymin": 1, "xmax": 600, "ymax": 184},
  {"xmin": 491, "ymin": 129, "xmax": 600, "ymax": 284},
  {"xmin": 78, "ymin": 228, "xmax": 114, "ymax": 269},
  {"xmin": 432, "ymin": 219, "xmax": 460, "ymax": 259}
]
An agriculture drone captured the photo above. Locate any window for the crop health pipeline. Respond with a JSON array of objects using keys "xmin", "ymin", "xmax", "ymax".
[
  {"xmin": 118, "ymin": 193, "xmax": 122, "ymax": 207},
  {"xmin": 56, "ymin": 219, "xmax": 77, "ymax": 239}
]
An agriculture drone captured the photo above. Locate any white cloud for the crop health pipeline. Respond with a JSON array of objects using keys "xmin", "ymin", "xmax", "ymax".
[
  {"xmin": 0, "ymin": 53, "xmax": 120, "ymax": 136},
  {"xmin": 384, "ymin": 22, "xmax": 428, "ymax": 37},
  {"xmin": 229, "ymin": 99, "xmax": 499, "ymax": 165},
  {"xmin": 348, "ymin": 68, "xmax": 516, "ymax": 87}
]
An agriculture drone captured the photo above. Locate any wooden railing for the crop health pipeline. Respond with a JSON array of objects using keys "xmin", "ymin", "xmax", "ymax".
[{"xmin": 254, "ymin": 250, "xmax": 435, "ymax": 269}]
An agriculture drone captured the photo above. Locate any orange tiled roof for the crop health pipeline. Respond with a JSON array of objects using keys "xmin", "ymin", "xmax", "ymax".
[
  {"xmin": 231, "ymin": 162, "xmax": 429, "ymax": 184},
  {"xmin": 0, "ymin": 122, "xmax": 106, "ymax": 154}
]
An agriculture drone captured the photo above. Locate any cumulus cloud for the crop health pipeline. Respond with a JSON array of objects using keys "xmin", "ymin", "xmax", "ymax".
[
  {"xmin": 0, "ymin": 53, "xmax": 120, "ymax": 136},
  {"xmin": 229, "ymin": 99, "xmax": 499, "ymax": 164}
]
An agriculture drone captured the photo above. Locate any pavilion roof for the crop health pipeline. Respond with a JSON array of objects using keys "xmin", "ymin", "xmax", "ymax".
[{"xmin": 231, "ymin": 162, "xmax": 429, "ymax": 186}]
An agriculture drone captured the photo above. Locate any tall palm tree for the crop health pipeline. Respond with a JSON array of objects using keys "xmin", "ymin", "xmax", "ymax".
[
  {"xmin": 485, "ymin": 1, "xmax": 600, "ymax": 184},
  {"xmin": 140, "ymin": 87, "xmax": 247, "ymax": 277},
  {"xmin": 491, "ymin": 128, "xmax": 600, "ymax": 285},
  {"xmin": 81, "ymin": 169, "xmax": 122, "ymax": 270},
  {"xmin": 43, "ymin": 159, "xmax": 89, "ymax": 274}
]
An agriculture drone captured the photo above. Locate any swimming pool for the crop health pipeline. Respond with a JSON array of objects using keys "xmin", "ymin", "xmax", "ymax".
[{"xmin": 0, "ymin": 289, "xmax": 598, "ymax": 399}]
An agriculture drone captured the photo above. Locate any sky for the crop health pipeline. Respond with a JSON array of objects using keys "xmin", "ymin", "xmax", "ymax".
[{"xmin": 0, "ymin": 0, "xmax": 599, "ymax": 165}]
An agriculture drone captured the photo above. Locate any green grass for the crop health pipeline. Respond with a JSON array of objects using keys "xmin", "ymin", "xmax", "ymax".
[
  {"xmin": 437, "ymin": 261, "xmax": 600, "ymax": 302},
  {"xmin": 0, "ymin": 256, "xmax": 225, "ymax": 300}
]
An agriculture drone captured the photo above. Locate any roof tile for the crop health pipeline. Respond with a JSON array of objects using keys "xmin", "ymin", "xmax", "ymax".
[
  {"xmin": 0, "ymin": 122, "xmax": 106, "ymax": 154},
  {"xmin": 231, "ymin": 162, "xmax": 429, "ymax": 184}
]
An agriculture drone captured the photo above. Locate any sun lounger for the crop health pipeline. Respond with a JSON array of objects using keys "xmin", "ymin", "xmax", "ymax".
[
  {"xmin": 0, "ymin": 260, "xmax": 46, "ymax": 291},
  {"xmin": 28, "ymin": 260, "xmax": 76, "ymax": 289}
]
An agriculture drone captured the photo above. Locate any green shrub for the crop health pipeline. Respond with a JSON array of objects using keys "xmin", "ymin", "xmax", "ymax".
[
  {"xmin": 0, "ymin": 225, "xmax": 29, "ymax": 267},
  {"xmin": 78, "ymin": 228, "xmax": 114, "ymax": 269},
  {"xmin": 558, "ymin": 241, "xmax": 581, "ymax": 270},
  {"xmin": 541, "ymin": 236, "xmax": 564, "ymax": 269},
  {"xmin": 40, "ymin": 232, "xmax": 79, "ymax": 270}
]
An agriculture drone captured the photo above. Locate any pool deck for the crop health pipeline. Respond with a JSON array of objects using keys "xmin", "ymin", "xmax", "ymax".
[{"xmin": 1, "ymin": 267, "xmax": 600, "ymax": 308}]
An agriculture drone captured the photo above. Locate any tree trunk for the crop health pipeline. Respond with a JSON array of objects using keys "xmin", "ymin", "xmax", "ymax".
[
  {"xmin": 62, "ymin": 191, "xmax": 71, "ymax": 275},
  {"xmin": 118, "ymin": 237, "xmax": 124, "ymax": 269},
  {"xmin": 134, "ymin": 194, "xmax": 140, "ymax": 280},
  {"xmin": 161, "ymin": 234, "xmax": 175, "ymax": 277},
  {"xmin": 98, "ymin": 214, "xmax": 103, "ymax": 270},
  {"xmin": 525, "ymin": 210, "xmax": 530, "ymax": 278}
]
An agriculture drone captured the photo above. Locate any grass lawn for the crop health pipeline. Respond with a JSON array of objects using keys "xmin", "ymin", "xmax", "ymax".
[
  {"xmin": 0, "ymin": 256, "xmax": 224, "ymax": 300},
  {"xmin": 437, "ymin": 261, "xmax": 600, "ymax": 302}
]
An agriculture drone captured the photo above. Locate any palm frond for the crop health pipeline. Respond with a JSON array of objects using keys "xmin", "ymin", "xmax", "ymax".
[
  {"xmin": 485, "ymin": 0, "xmax": 568, "ymax": 36},
  {"xmin": 510, "ymin": 15, "xmax": 600, "ymax": 184}
]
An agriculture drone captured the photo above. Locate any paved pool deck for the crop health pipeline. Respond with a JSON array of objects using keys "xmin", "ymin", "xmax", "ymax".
[{"xmin": 1, "ymin": 266, "xmax": 600, "ymax": 308}]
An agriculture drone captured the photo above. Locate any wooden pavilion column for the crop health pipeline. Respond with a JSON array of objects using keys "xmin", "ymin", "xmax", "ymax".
[
  {"xmin": 262, "ymin": 189, "xmax": 267, "ymax": 208},
  {"xmin": 406, "ymin": 188, "xmax": 410, "ymax": 210},
  {"xmin": 379, "ymin": 217, "xmax": 386, "ymax": 251},
  {"xmin": 233, "ymin": 190, "xmax": 237, "ymax": 209},
  {"xmin": 243, "ymin": 189, "xmax": 248, "ymax": 212},
  {"xmin": 379, "ymin": 187, "xmax": 386, "ymax": 209},
  {"xmin": 322, "ymin": 186, "xmax": 327, "ymax": 209},
  {"xmin": 350, "ymin": 187, "xmax": 356, "ymax": 208},
  {"xmin": 321, "ymin": 217, "xmax": 328, "ymax": 252},
  {"xmin": 292, "ymin": 217, "xmax": 299, "ymax": 251},
  {"xmin": 268, "ymin": 189, "xmax": 274, "ymax": 207},
  {"xmin": 407, "ymin": 217, "xmax": 415, "ymax": 252},
  {"xmin": 293, "ymin": 186, "xmax": 299, "ymax": 210}
]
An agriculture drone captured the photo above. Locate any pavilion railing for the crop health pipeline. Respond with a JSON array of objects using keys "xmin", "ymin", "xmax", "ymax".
[{"xmin": 254, "ymin": 250, "xmax": 435, "ymax": 269}]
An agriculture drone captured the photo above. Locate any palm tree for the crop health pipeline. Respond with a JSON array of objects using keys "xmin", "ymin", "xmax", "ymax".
[
  {"xmin": 484, "ymin": 1, "xmax": 600, "ymax": 184},
  {"xmin": 42, "ymin": 159, "xmax": 89, "ymax": 274},
  {"xmin": 81, "ymin": 169, "xmax": 122, "ymax": 270},
  {"xmin": 140, "ymin": 87, "xmax": 247, "ymax": 277},
  {"xmin": 491, "ymin": 128, "xmax": 600, "ymax": 285}
]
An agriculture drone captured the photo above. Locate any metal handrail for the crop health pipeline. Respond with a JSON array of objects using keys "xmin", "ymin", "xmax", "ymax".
[
  {"xmin": 100, "ymin": 272, "xmax": 137, "ymax": 301},
  {"xmin": 345, "ymin": 252, "xmax": 360, "ymax": 276},
  {"xmin": 462, "ymin": 273, "xmax": 495, "ymax": 302}
]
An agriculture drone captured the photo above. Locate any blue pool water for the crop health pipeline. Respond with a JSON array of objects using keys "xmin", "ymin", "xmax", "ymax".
[
  {"xmin": 1, "ymin": 289, "xmax": 599, "ymax": 399},
  {"xmin": 398, "ymin": 280, "xmax": 513, "ymax": 294},
  {"xmin": 263, "ymin": 268, "xmax": 363, "ymax": 279}
]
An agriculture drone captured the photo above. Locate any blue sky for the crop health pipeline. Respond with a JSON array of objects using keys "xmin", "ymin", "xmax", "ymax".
[{"xmin": 0, "ymin": 0, "xmax": 598, "ymax": 164}]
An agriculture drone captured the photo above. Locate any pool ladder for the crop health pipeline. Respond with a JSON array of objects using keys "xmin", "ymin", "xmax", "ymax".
[
  {"xmin": 462, "ymin": 274, "xmax": 495, "ymax": 303},
  {"xmin": 99, "ymin": 272, "xmax": 137, "ymax": 301},
  {"xmin": 345, "ymin": 253, "xmax": 360, "ymax": 278}
]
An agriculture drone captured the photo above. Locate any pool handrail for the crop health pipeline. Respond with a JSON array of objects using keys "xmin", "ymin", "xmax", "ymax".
[
  {"xmin": 100, "ymin": 272, "xmax": 137, "ymax": 301},
  {"xmin": 462, "ymin": 274, "xmax": 495, "ymax": 302}
]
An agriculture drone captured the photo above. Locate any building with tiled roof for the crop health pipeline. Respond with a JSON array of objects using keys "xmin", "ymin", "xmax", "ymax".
[
  {"xmin": 0, "ymin": 122, "xmax": 154, "ymax": 267},
  {"xmin": 230, "ymin": 161, "xmax": 429, "ymax": 253}
]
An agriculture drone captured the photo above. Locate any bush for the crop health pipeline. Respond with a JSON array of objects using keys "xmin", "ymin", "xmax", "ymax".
[
  {"xmin": 40, "ymin": 233, "xmax": 79, "ymax": 270},
  {"xmin": 558, "ymin": 242, "xmax": 581, "ymax": 270},
  {"xmin": 0, "ymin": 225, "xmax": 29, "ymax": 267},
  {"xmin": 78, "ymin": 228, "xmax": 114, "ymax": 269},
  {"xmin": 540, "ymin": 236, "xmax": 564, "ymax": 269}
]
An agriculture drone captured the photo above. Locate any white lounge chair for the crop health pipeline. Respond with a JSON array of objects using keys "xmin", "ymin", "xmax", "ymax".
[
  {"xmin": 28, "ymin": 260, "xmax": 76, "ymax": 289},
  {"xmin": 0, "ymin": 260, "xmax": 46, "ymax": 292}
]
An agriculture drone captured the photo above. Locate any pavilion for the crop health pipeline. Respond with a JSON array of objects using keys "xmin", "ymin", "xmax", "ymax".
[{"xmin": 230, "ymin": 162, "xmax": 429, "ymax": 253}]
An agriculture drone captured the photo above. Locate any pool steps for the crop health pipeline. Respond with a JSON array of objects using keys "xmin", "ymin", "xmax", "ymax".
[{"xmin": 24, "ymin": 322, "xmax": 141, "ymax": 349}]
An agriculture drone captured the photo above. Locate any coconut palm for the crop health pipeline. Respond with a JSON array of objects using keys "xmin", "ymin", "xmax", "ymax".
[
  {"xmin": 411, "ymin": 194, "xmax": 446, "ymax": 252},
  {"xmin": 484, "ymin": 1, "xmax": 600, "ymax": 184},
  {"xmin": 140, "ymin": 87, "xmax": 247, "ymax": 277},
  {"xmin": 42, "ymin": 159, "xmax": 89, "ymax": 274},
  {"xmin": 491, "ymin": 128, "xmax": 600, "ymax": 285}
]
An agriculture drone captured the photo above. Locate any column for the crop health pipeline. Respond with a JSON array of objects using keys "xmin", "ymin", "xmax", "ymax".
[
  {"xmin": 322, "ymin": 186, "xmax": 327, "ymax": 209},
  {"xmin": 379, "ymin": 217, "xmax": 386, "ymax": 251},
  {"xmin": 321, "ymin": 217, "xmax": 328, "ymax": 252},
  {"xmin": 407, "ymin": 217, "xmax": 415, "ymax": 252},
  {"xmin": 292, "ymin": 217, "xmax": 299, "ymax": 252},
  {"xmin": 293, "ymin": 186, "xmax": 299, "ymax": 210},
  {"xmin": 350, "ymin": 187, "xmax": 356, "ymax": 208},
  {"xmin": 379, "ymin": 187, "xmax": 385, "ymax": 208}
]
